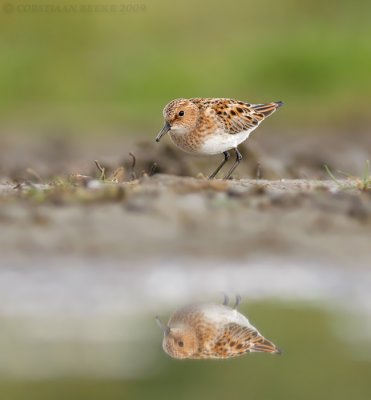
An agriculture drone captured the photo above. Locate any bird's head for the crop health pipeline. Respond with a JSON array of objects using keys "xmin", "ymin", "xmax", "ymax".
[
  {"xmin": 156, "ymin": 99, "xmax": 199, "ymax": 142},
  {"xmin": 156, "ymin": 316, "xmax": 198, "ymax": 359}
]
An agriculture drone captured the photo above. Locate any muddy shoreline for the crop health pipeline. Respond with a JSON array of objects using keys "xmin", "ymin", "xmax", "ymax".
[{"xmin": 0, "ymin": 175, "xmax": 370, "ymax": 269}]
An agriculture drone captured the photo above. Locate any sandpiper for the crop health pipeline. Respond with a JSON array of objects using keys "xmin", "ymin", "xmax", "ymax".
[
  {"xmin": 156, "ymin": 98, "xmax": 283, "ymax": 179},
  {"xmin": 156, "ymin": 295, "xmax": 281, "ymax": 360}
]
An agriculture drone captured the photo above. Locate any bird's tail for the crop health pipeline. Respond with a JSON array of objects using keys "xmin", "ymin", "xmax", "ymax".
[
  {"xmin": 250, "ymin": 336, "xmax": 282, "ymax": 355},
  {"xmin": 251, "ymin": 101, "xmax": 284, "ymax": 118}
]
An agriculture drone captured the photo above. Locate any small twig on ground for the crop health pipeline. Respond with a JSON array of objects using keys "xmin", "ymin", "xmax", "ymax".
[
  {"xmin": 13, "ymin": 182, "xmax": 22, "ymax": 190},
  {"xmin": 24, "ymin": 180, "xmax": 37, "ymax": 188},
  {"xmin": 129, "ymin": 152, "xmax": 137, "ymax": 180},
  {"xmin": 149, "ymin": 162, "xmax": 158, "ymax": 176},
  {"xmin": 94, "ymin": 160, "xmax": 106, "ymax": 180},
  {"xmin": 26, "ymin": 168, "xmax": 42, "ymax": 182},
  {"xmin": 255, "ymin": 163, "xmax": 261, "ymax": 180},
  {"xmin": 12, "ymin": 181, "xmax": 36, "ymax": 191}
]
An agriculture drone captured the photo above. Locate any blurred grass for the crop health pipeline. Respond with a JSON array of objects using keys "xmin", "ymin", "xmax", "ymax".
[
  {"xmin": 0, "ymin": 0, "xmax": 371, "ymax": 134},
  {"xmin": 0, "ymin": 304, "xmax": 370, "ymax": 400}
]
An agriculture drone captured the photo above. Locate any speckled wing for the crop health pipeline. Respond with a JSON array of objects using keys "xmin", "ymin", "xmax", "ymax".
[
  {"xmin": 213, "ymin": 322, "xmax": 281, "ymax": 358},
  {"xmin": 210, "ymin": 100, "xmax": 283, "ymax": 135}
]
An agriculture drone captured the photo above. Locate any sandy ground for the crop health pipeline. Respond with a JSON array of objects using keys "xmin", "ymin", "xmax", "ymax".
[
  {"xmin": 0, "ymin": 130, "xmax": 370, "ymax": 281},
  {"xmin": 0, "ymin": 130, "xmax": 370, "ymax": 180},
  {"xmin": 0, "ymin": 174, "xmax": 370, "ymax": 269}
]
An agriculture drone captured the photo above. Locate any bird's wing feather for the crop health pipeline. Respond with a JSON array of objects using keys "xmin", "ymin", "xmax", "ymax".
[
  {"xmin": 212, "ymin": 322, "xmax": 281, "ymax": 357},
  {"xmin": 207, "ymin": 100, "xmax": 282, "ymax": 135}
]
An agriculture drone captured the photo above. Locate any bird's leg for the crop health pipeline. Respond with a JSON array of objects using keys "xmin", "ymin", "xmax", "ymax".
[
  {"xmin": 233, "ymin": 294, "xmax": 242, "ymax": 310},
  {"xmin": 223, "ymin": 148, "xmax": 242, "ymax": 180},
  {"xmin": 208, "ymin": 151, "xmax": 230, "ymax": 179},
  {"xmin": 222, "ymin": 293, "xmax": 230, "ymax": 306}
]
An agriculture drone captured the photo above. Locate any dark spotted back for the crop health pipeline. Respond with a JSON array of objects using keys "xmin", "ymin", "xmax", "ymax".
[
  {"xmin": 212, "ymin": 322, "xmax": 281, "ymax": 358},
  {"xmin": 190, "ymin": 98, "xmax": 282, "ymax": 135}
]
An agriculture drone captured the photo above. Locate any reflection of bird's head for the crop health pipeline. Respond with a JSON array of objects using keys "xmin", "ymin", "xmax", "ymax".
[
  {"xmin": 156, "ymin": 316, "xmax": 198, "ymax": 359},
  {"xmin": 162, "ymin": 325, "xmax": 198, "ymax": 359}
]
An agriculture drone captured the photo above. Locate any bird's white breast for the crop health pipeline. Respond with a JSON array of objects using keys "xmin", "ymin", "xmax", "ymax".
[
  {"xmin": 198, "ymin": 303, "xmax": 254, "ymax": 329},
  {"xmin": 199, "ymin": 128, "xmax": 256, "ymax": 155}
]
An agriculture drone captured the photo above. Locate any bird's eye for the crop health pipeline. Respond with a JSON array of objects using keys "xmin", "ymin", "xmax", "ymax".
[
  {"xmin": 178, "ymin": 341, "xmax": 184, "ymax": 347},
  {"xmin": 178, "ymin": 111, "xmax": 184, "ymax": 117}
]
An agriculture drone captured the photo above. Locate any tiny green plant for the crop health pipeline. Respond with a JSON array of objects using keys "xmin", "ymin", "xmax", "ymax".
[
  {"xmin": 324, "ymin": 160, "xmax": 370, "ymax": 191},
  {"xmin": 359, "ymin": 159, "xmax": 371, "ymax": 191},
  {"xmin": 324, "ymin": 164, "xmax": 347, "ymax": 189}
]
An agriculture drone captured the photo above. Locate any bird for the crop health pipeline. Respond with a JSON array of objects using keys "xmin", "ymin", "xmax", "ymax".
[
  {"xmin": 155, "ymin": 98, "xmax": 283, "ymax": 179},
  {"xmin": 156, "ymin": 295, "xmax": 281, "ymax": 360}
]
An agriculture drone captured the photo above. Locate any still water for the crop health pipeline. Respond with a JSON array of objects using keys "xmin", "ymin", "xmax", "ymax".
[{"xmin": 0, "ymin": 257, "xmax": 370, "ymax": 399}]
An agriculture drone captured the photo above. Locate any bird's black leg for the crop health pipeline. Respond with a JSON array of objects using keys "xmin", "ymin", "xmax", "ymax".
[
  {"xmin": 208, "ymin": 151, "xmax": 230, "ymax": 179},
  {"xmin": 222, "ymin": 293, "xmax": 230, "ymax": 306},
  {"xmin": 223, "ymin": 148, "xmax": 242, "ymax": 180},
  {"xmin": 233, "ymin": 294, "xmax": 242, "ymax": 310}
]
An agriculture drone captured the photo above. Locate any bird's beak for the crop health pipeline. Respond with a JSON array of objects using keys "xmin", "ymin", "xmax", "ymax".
[
  {"xmin": 155, "ymin": 122, "xmax": 171, "ymax": 142},
  {"xmin": 155, "ymin": 316, "xmax": 170, "ymax": 336}
]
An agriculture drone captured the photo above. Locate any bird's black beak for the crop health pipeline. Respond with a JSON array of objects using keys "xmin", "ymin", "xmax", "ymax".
[
  {"xmin": 155, "ymin": 122, "xmax": 171, "ymax": 142},
  {"xmin": 155, "ymin": 316, "xmax": 170, "ymax": 336}
]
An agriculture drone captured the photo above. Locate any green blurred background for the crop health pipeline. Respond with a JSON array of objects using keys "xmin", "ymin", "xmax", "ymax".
[
  {"xmin": 1, "ymin": 0, "xmax": 371, "ymax": 135},
  {"xmin": 1, "ymin": 303, "xmax": 371, "ymax": 400}
]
